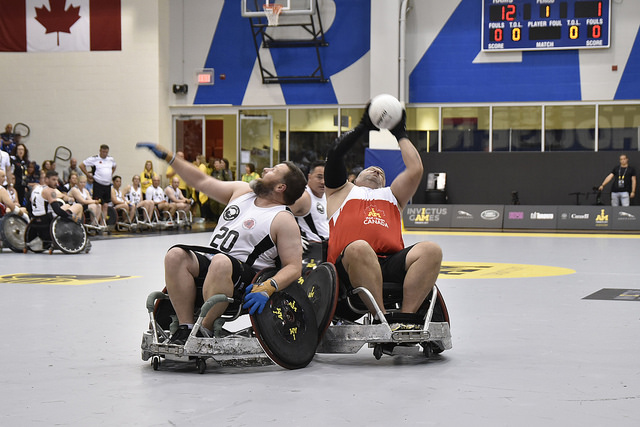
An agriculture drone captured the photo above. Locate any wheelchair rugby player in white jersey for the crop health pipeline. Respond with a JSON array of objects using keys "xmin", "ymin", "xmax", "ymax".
[{"xmin": 138, "ymin": 142, "xmax": 327, "ymax": 372}]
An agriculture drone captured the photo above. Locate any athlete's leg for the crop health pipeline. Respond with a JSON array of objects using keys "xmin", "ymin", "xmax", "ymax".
[
  {"xmin": 401, "ymin": 241, "xmax": 442, "ymax": 313},
  {"xmin": 164, "ymin": 247, "xmax": 201, "ymax": 324},
  {"xmin": 340, "ymin": 240, "xmax": 385, "ymax": 315},
  {"xmin": 200, "ymin": 253, "xmax": 235, "ymax": 330}
]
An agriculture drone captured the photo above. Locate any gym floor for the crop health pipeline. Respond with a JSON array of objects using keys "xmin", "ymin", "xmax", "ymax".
[{"xmin": 1, "ymin": 228, "xmax": 639, "ymax": 426}]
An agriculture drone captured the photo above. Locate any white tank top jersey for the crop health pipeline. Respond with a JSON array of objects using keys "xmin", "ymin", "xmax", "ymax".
[
  {"xmin": 145, "ymin": 186, "xmax": 166, "ymax": 203},
  {"xmin": 127, "ymin": 186, "xmax": 143, "ymax": 204},
  {"xmin": 208, "ymin": 192, "xmax": 290, "ymax": 271},
  {"xmin": 113, "ymin": 188, "xmax": 125, "ymax": 204},
  {"xmin": 297, "ymin": 186, "xmax": 329, "ymax": 241},
  {"xmin": 75, "ymin": 188, "xmax": 92, "ymax": 203},
  {"xmin": 30, "ymin": 184, "xmax": 48, "ymax": 216},
  {"xmin": 31, "ymin": 184, "xmax": 63, "ymax": 217}
]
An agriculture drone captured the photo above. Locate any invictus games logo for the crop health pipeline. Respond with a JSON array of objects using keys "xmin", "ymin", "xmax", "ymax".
[
  {"xmin": 595, "ymin": 209, "xmax": 609, "ymax": 227},
  {"xmin": 223, "ymin": 205, "xmax": 240, "ymax": 221},
  {"xmin": 363, "ymin": 206, "xmax": 389, "ymax": 228},
  {"xmin": 315, "ymin": 201, "xmax": 325, "ymax": 215},
  {"xmin": 406, "ymin": 206, "xmax": 448, "ymax": 224}
]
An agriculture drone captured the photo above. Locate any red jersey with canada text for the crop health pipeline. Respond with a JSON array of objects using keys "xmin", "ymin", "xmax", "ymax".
[{"xmin": 327, "ymin": 186, "xmax": 404, "ymax": 263}]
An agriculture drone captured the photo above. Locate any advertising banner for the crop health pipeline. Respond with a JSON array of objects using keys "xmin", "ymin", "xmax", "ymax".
[
  {"xmin": 450, "ymin": 205, "xmax": 504, "ymax": 228},
  {"xmin": 557, "ymin": 206, "xmax": 612, "ymax": 230},
  {"xmin": 611, "ymin": 206, "xmax": 640, "ymax": 230},
  {"xmin": 503, "ymin": 206, "xmax": 558, "ymax": 229},
  {"xmin": 403, "ymin": 205, "xmax": 451, "ymax": 228}
]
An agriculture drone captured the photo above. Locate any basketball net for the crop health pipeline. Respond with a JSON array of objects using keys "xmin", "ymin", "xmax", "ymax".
[{"xmin": 263, "ymin": 3, "xmax": 282, "ymax": 27}]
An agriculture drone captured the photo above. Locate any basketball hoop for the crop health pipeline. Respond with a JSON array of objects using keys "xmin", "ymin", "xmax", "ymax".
[{"xmin": 263, "ymin": 3, "xmax": 283, "ymax": 27}]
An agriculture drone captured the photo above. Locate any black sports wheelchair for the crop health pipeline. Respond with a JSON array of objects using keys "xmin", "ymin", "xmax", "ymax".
[
  {"xmin": 0, "ymin": 210, "xmax": 90, "ymax": 255},
  {"xmin": 141, "ymin": 241, "xmax": 451, "ymax": 373}
]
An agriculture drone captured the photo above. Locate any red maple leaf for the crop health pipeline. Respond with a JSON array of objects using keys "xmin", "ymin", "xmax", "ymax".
[{"xmin": 35, "ymin": 0, "xmax": 82, "ymax": 46}]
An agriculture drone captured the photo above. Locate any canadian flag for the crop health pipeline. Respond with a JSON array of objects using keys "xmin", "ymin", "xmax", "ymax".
[{"xmin": 0, "ymin": 0, "xmax": 121, "ymax": 52}]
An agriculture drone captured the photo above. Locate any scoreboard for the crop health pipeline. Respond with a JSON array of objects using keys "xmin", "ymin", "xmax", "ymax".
[{"xmin": 482, "ymin": 0, "xmax": 611, "ymax": 51}]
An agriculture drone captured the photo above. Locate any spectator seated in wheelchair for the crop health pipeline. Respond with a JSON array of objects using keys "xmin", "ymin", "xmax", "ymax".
[
  {"xmin": 0, "ymin": 170, "xmax": 29, "ymax": 222},
  {"xmin": 110, "ymin": 175, "xmax": 137, "ymax": 229},
  {"xmin": 124, "ymin": 174, "xmax": 156, "ymax": 228},
  {"xmin": 26, "ymin": 170, "xmax": 84, "ymax": 251},
  {"xmin": 145, "ymin": 175, "xmax": 175, "ymax": 224},
  {"xmin": 164, "ymin": 176, "xmax": 194, "ymax": 225},
  {"xmin": 68, "ymin": 174, "xmax": 103, "ymax": 228}
]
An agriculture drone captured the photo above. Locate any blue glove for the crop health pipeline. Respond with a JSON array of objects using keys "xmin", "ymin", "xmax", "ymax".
[
  {"xmin": 243, "ymin": 284, "xmax": 270, "ymax": 315},
  {"xmin": 135, "ymin": 142, "xmax": 168, "ymax": 160}
]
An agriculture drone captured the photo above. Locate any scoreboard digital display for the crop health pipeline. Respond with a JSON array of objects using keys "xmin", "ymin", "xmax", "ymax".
[{"xmin": 482, "ymin": 0, "xmax": 611, "ymax": 51}]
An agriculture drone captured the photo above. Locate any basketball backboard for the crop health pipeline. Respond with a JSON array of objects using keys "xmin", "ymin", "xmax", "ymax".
[{"xmin": 241, "ymin": 0, "xmax": 315, "ymax": 17}]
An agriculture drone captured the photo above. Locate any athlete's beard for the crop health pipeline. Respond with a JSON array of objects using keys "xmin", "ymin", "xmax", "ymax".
[{"xmin": 250, "ymin": 178, "xmax": 276, "ymax": 198}]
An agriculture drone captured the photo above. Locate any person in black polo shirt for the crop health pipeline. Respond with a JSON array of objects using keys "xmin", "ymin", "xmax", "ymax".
[{"xmin": 598, "ymin": 154, "xmax": 637, "ymax": 206}]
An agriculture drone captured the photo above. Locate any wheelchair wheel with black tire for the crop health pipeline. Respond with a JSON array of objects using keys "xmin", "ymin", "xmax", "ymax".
[
  {"xmin": 298, "ymin": 262, "xmax": 338, "ymax": 343},
  {"xmin": 50, "ymin": 217, "xmax": 88, "ymax": 254},
  {"xmin": 0, "ymin": 214, "xmax": 28, "ymax": 253},
  {"xmin": 251, "ymin": 282, "xmax": 318, "ymax": 370}
]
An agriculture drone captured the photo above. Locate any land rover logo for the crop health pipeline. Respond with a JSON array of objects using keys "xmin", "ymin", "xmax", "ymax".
[{"xmin": 481, "ymin": 210, "xmax": 500, "ymax": 220}]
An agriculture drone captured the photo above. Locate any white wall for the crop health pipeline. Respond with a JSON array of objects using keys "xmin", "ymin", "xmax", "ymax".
[{"xmin": 0, "ymin": 0, "xmax": 170, "ymax": 185}]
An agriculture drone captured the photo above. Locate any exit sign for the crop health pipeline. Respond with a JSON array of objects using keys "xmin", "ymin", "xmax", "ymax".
[{"xmin": 196, "ymin": 68, "xmax": 214, "ymax": 85}]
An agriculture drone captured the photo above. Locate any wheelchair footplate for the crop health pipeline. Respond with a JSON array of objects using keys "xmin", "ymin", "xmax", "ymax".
[{"xmin": 316, "ymin": 285, "xmax": 452, "ymax": 360}]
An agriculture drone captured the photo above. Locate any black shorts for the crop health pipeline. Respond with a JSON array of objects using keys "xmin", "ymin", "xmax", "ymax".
[
  {"xmin": 92, "ymin": 182, "xmax": 111, "ymax": 204},
  {"xmin": 172, "ymin": 244, "xmax": 259, "ymax": 294},
  {"xmin": 335, "ymin": 244, "xmax": 414, "ymax": 289}
]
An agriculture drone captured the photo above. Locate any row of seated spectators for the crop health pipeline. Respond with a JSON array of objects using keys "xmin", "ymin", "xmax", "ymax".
[{"xmin": 1, "ymin": 141, "xmax": 195, "ymax": 229}]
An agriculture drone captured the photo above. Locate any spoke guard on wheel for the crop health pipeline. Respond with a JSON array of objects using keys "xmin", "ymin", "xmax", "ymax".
[
  {"xmin": 251, "ymin": 283, "xmax": 318, "ymax": 370},
  {"xmin": 299, "ymin": 262, "xmax": 338, "ymax": 343},
  {"xmin": 0, "ymin": 214, "xmax": 28, "ymax": 253},
  {"xmin": 51, "ymin": 217, "xmax": 88, "ymax": 254}
]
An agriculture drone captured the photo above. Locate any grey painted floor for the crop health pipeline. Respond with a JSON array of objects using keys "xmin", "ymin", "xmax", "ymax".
[{"xmin": 1, "ymin": 229, "xmax": 639, "ymax": 426}]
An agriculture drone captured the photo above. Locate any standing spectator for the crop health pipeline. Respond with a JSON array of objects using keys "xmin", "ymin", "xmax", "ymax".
[
  {"xmin": 10, "ymin": 143, "xmax": 29, "ymax": 206},
  {"xmin": 221, "ymin": 158, "xmax": 234, "ymax": 181},
  {"xmin": 63, "ymin": 157, "xmax": 85, "ymax": 184},
  {"xmin": 241, "ymin": 163, "xmax": 260, "ymax": 183},
  {"xmin": 80, "ymin": 144, "xmax": 116, "ymax": 224},
  {"xmin": 1, "ymin": 124, "xmax": 17, "ymax": 154},
  {"xmin": 140, "ymin": 160, "xmax": 157, "ymax": 195},
  {"xmin": 598, "ymin": 154, "xmax": 637, "ymax": 206}
]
